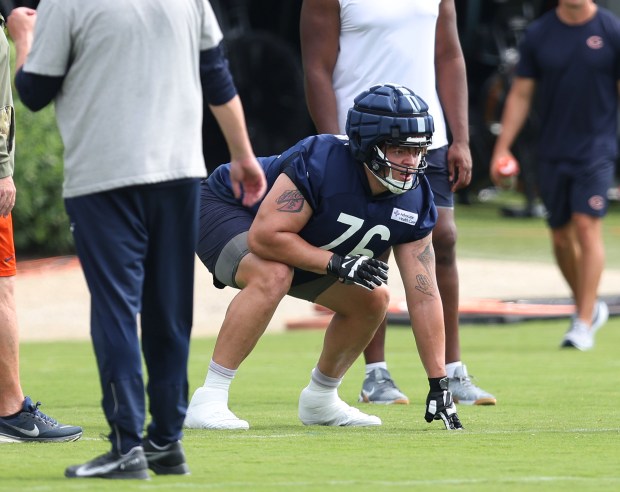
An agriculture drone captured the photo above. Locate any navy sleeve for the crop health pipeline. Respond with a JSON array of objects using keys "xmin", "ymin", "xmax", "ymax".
[
  {"xmin": 200, "ymin": 41, "xmax": 238, "ymax": 106},
  {"xmin": 281, "ymin": 138, "xmax": 323, "ymax": 212},
  {"xmin": 515, "ymin": 29, "xmax": 539, "ymax": 79},
  {"xmin": 14, "ymin": 68, "xmax": 64, "ymax": 112}
]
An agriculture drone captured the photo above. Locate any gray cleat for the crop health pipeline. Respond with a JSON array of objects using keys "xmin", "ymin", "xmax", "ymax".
[
  {"xmin": 448, "ymin": 365, "xmax": 496, "ymax": 406},
  {"xmin": 358, "ymin": 368, "xmax": 409, "ymax": 405}
]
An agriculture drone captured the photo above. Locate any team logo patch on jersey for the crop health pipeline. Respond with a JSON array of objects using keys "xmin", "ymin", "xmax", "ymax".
[
  {"xmin": 588, "ymin": 195, "xmax": 605, "ymax": 211},
  {"xmin": 391, "ymin": 208, "xmax": 418, "ymax": 226},
  {"xmin": 586, "ymin": 36, "xmax": 603, "ymax": 49}
]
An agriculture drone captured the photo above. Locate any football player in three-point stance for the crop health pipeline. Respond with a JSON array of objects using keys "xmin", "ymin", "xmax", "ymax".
[{"xmin": 187, "ymin": 83, "xmax": 463, "ymax": 431}]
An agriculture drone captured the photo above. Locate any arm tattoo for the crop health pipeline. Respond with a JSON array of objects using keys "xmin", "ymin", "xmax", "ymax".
[
  {"xmin": 414, "ymin": 243, "xmax": 436, "ymax": 297},
  {"xmin": 275, "ymin": 190, "xmax": 304, "ymax": 213},
  {"xmin": 415, "ymin": 274, "xmax": 434, "ymax": 297}
]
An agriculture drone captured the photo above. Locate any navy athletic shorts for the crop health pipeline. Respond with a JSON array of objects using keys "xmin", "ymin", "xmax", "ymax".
[
  {"xmin": 424, "ymin": 146, "xmax": 453, "ymax": 208},
  {"xmin": 196, "ymin": 181, "xmax": 337, "ymax": 301},
  {"xmin": 537, "ymin": 156, "xmax": 615, "ymax": 228}
]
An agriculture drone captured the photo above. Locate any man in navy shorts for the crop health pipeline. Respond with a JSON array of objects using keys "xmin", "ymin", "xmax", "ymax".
[
  {"xmin": 186, "ymin": 83, "xmax": 463, "ymax": 431},
  {"xmin": 491, "ymin": 0, "xmax": 618, "ymax": 350}
]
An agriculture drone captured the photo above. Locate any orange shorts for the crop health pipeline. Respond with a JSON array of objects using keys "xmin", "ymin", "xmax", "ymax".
[{"xmin": 0, "ymin": 213, "xmax": 16, "ymax": 277}]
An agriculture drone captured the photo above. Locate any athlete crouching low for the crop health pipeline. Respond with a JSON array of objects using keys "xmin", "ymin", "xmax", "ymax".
[{"xmin": 187, "ymin": 83, "xmax": 463, "ymax": 431}]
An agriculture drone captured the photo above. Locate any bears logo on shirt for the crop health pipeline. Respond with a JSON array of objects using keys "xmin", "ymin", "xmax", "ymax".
[{"xmin": 586, "ymin": 36, "xmax": 604, "ymax": 49}]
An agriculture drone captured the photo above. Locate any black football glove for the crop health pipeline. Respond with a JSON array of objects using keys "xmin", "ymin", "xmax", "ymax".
[
  {"xmin": 424, "ymin": 377, "xmax": 463, "ymax": 430},
  {"xmin": 326, "ymin": 254, "xmax": 388, "ymax": 291}
]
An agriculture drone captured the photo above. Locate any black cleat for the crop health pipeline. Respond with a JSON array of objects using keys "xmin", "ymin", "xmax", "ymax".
[
  {"xmin": 65, "ymin": 446, "xmax": 149, "ymax": 479},
  {"xmin": 143, "ymin": 439, "xmax": 190, "ymax": 475}
]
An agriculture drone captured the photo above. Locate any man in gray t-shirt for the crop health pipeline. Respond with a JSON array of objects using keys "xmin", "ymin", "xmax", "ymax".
[{"xmin": 8, "ymin": 0, "xmax": 265, "ymax": 480}]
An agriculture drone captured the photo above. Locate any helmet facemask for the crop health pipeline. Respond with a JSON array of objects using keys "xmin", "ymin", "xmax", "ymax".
[
  {"xmin": 365, "ymin": 138, "xmax": 429, "ymax": 194},
  {"xmin": 345, "ymin": 83, "xmax": 435, "ymax": 195}
]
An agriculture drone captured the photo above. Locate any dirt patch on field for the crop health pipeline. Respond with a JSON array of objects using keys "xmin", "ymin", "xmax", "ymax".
[{"xmin": 14, "ymin": 255, "xmax": 620, "ymax": 341}]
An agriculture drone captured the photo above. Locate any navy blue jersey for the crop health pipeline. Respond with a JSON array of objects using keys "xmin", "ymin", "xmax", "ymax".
[
  {"xmin": 207, "ymin": 134, "xmax": 437, "ymax": 283},
  {"xmin": 516, "ymin": 8, "xmax": 620, "ymax": 161}
]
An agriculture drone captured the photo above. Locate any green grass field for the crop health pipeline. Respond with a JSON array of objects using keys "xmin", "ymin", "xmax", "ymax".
[
  {"xmin": 4, "ymin": 316, "xmax": 620, "ymax": 491},
  {"xmin": 3, "ymin": 199, "xmax": 620, "ymax": 491}
]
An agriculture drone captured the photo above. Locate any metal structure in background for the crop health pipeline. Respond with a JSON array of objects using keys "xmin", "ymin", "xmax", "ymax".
[
  {"xmin": 2, "ymin": 0, "xmax": 619, "ymax": 198},
  {"xmin": 461, "ymin": 0, "xmax": 542, "ymax": 212},
  {"xmin": 204, "ymin": 0, "xmax": 314, "ymax": 172},
  {"xmin": 0, "ymin": 0, "xmax": 36, "ymax": 16},
  {"xmin": 0, "ymin": 0, "xmax": 14, "ymax": 18}
]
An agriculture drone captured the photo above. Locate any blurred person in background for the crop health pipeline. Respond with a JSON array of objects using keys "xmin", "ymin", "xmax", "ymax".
[{"xmin": 490, "ymin": 0, "xmax": 618, "ymax": 351}]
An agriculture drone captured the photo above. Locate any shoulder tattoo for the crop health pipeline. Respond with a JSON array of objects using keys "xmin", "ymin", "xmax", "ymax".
[{"xmin": 275, "ymin": 189, "xmax": 305, "ymax": 213}]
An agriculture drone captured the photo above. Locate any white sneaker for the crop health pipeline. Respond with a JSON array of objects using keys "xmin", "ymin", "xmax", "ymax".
[
  {"xmin": 184, "ymin": 388, "xmax": 249, "ymax": 430},
  {"xmin": 561, "ymin": 300, "xmax": 608, "ymax": 351},
  {"xmin": 298, "ymin": 387, "xmax": 382, "ymax": 427},
  {"xmin": 591, "ymin": 300, "xmax": 609, "ymax": 333},
  {"xmin": 560, "ymin": 319, "xmax": 594, "ymax": 351}
]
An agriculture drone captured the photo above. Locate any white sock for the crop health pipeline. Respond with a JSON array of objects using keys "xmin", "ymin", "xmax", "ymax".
[
  {"xmin": 201, "ymin": 360, "xmax": 236, "ymax": 404},
  {"xmin": 307, "ymin": 367, "xmax": 341, "ymax": 395},
  {"xmin": 445, "ymin": 361, "xmax": 463, "ymax": 378},
  {"xmin": 365, "ymin": 361, "xmax": 387, "ymax": 375}
]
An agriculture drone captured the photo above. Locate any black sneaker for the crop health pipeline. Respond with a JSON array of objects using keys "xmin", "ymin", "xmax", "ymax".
[
  {"xmin": 143, "ymin": 438, "xmax": 190, "ymax": 475},
  {"xmin": 0, "ymin": 396, "xmax": 83, "ymax": 443},
  {"xmin": 65, "ymin": 446, "xmax": 150, "ymax": 479}
]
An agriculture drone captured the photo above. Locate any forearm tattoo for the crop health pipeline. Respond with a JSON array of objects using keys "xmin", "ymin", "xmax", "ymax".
[
  {"xmin": 415, "ymin": 243, "xmax": 436, "ymax": 297},
  {"xmin": 275, "ymin": 190, "xmax": 304, "ymax": 213}
]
